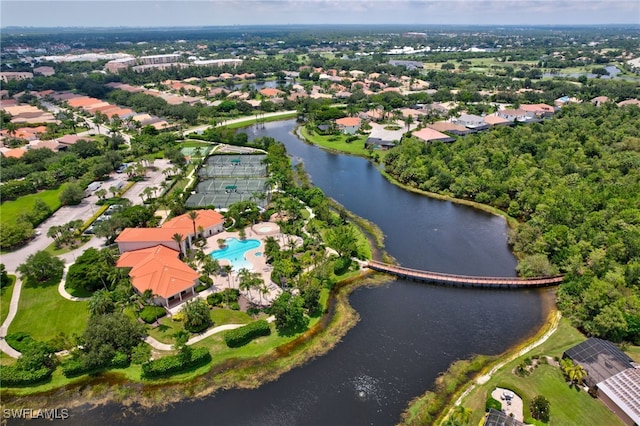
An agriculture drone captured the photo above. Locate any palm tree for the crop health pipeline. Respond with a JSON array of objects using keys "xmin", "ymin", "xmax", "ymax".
[
  {"xmin": 172, "ymin": 233, "xmax": 185, "ymax": 258},
  {"xmin": 187, "ymin": 210, "xmax": 199, "ymax": 239},
  {"xmin": 88, "ymin": 289, "xmax": 115, "ymax": 316}
]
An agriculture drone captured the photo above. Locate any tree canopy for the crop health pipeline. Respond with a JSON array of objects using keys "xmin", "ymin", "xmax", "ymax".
[{"xmin": 384, "ymin": 103, "xmax": 640, "ymax": 343}]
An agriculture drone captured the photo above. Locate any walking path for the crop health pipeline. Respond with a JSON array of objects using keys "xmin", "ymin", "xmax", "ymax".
[
  {"xmin": 144, "ymin": 316, "xmax": 276, "ymax": 351},
  {"xmin": 0, "ymin": 273, "xmax": 23, "ymax": 358},
  {"xmin": 445, "ymin": 311, "xmax": 562, "ymax": 420}
]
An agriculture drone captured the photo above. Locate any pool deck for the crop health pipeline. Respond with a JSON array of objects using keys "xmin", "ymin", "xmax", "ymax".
[{"xmin": 201, "ymin": 222, "xmax": 301, "ymax": 306}]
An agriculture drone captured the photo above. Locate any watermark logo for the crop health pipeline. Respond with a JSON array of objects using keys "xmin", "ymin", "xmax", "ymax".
[{"xmin": 3, "ymin": 408, "xmax": 69, "ymax": 420}]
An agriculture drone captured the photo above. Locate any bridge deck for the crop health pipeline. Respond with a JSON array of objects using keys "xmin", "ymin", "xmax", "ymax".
[{"xmin": 366, "ymin": 261, "xmax": 563, "ymax": 289}]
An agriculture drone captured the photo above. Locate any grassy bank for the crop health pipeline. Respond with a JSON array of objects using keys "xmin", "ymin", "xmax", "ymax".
[
  {"xmin": 1, "ymin": 273, "xmax": 381, "ymax": 409},
  {"xmin": 298, "ymin": 126, "xmax": 370, "ymax": 157}
]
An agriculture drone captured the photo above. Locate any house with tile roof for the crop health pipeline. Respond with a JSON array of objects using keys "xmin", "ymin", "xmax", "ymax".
[
  {"xmin": 413, "ymin": 127, "xmax": 455, "ymax": 143},
  {"xmin": 116, "ymin": 209, "xmax": 225, "ymax": 255},
  {"xmin": 428, "ymin": 121, "xmax": 473, "ymax": 136},
  {"xmin": 335, "ymin": 117, "xmax": 362, "ymax": 134},
  {"xmin": 115, "ymin": 209, "xmax": 225, "ymax": 308},
  {"xmin": 259, "ymin": 88, "xmax": 284, "ymax": 98},
  {"xmin": 519, "ymin": 103, "xmax": 555, "ymax": 118},
  {"xmin": 117, "ymin": 245, "xmax": 200, "ymax": 308}
]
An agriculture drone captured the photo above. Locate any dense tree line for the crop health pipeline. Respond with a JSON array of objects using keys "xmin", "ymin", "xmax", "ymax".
[{"xmin": 384, "ymin": 103, "xmax": 640, "ymax": 343}]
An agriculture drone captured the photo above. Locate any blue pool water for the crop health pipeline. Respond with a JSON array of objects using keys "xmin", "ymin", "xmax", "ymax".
[{"xmin": 210, "ymin": 238, "xmax": 260, "ymax": 271}]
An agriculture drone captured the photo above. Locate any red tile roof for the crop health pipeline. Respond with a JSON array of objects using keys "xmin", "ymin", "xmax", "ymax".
[
  {"xmin": 2, "ymin": 148, "xmax": 27, "ymax": 159},
  {"xmin": 162, "ymin": 209, "xmax": 224, "ymax": 234},
  {"xmin": 259, "ymin": 88, "xmax": 284, "ymax": 97},
  {"xmin": 335, "ymin": 117, "xmax": 361, "ymax": 127},
  {"xmin": 413, "ymin": 127, "xmax": 453, "ymax": 142},
  {"xmin": 116, "ymin": 245, "xmax": 199, "ymax": 299}
]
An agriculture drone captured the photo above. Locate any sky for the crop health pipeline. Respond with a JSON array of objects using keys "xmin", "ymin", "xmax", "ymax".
[{"xmin": 1, "ymin": 0, "xmax": 639, "ymax": 28}]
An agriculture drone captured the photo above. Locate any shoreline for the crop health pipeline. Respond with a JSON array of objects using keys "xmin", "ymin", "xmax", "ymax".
[{"xmin": 0, "ymin": 271, "xmax": 391, "ymax": 412}]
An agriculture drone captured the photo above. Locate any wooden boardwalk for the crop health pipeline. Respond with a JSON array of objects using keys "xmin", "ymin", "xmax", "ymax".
[{"xmin": 366, "ymin": 260, "xmax": 563, "ymax": 289}]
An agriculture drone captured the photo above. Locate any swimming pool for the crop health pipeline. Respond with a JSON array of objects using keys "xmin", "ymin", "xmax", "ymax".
[{"xmin": 210, "ymin": 238, "xmax": 260, "ymax": 271}]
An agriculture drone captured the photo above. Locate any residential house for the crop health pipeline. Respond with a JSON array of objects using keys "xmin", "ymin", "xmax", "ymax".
[
  {"xmin": 618, "ymin": 99, "xmax": 640, "ymax": 107},
  {"xmin": 364, "ymin": 137, "xmax": 396, "ymax": 150},
  {"xmin": 335, "ymin": 117, "xmax": 362, "ymax": 135},
  {"xmin": 519, "ymin": 103, "xmax": 555, "ymax": 118},
  {"xmin": 412, "ymin": 127, "xmax": 455, "ymax": 143},
  {"xmin": 483, "ymin": 114, "xmax": 513, "ymax": 127},
  {"xmin": 484, "ymin": 409, "xmax": 525, "ymax": 426},
  {"xmin": 428, "ymin": 121, "xmax": 474, "ymax": 136},
  {"xmin": 33, "ymin": 66, "xmax": 55, "ymax": 77},
  {"xmin": 454, "ymin": 113, "xmax": 490, "ymax": 131},
  {"xmin": 496, "ymin": 108, "xmax": 536, "ymax": 123},
  {"xmin": 0, "ymin": 72, "xmax": 33, "ymax": 83},
  {"xmin": 56, "ymin": 135, "xmax": 94, "ymax": 146},
  {"xmin": 591, "ymin": 96, "xmax": 611, "ymax": 106},
  {"xmin": 564, "ymin": 338, "xmax": 640, "ymax": 426},
  {"xmin": 259, "ymin": 88, "xmax": 285, "ymax": 98}
]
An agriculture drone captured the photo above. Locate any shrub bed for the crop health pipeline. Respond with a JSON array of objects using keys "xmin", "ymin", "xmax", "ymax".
[
  {"xmin": 224, "ymin": 320, "xmax": 271, "ymax": 348},
  {"xmin": 139, "ymin": 305, "xmax": 166, "ymax": 323},
  {"xmin": 5, "ymin": 332, "xmax": 35, "ymax": 352},
  {"xmin": 485, "ymin": 396, "xmax": 502, "ymax": 412},
  {"xmin": 0, "ymin": 366, "xmax": 52, "ymax": 386},
  {"xmin": 141, "ymin": 347, "xmax": 211, "ymax": 378}
]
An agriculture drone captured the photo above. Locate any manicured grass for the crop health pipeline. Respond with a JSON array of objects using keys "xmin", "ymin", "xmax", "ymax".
[
  {"xmin": 299, "ymin": 127, "xmax": 370, "ymax": 156},
  {"xmin": 209, "ymin": 307, "xmax": 252, "ymax": 325},
  {"xmin": 460, "ymin": 318, "xmax": 623, "ymax": 426},
  {"xmin": 626, "ymin": 344, "xmax": 640, "ymax": 363},
  {"xmin": 147, "ymin": 306, "xmax": 255, "ymax": 344},
  {"xmin": 0, "ymin": 186, "xmax": 64, "ymax": 226},
  {"xmin": 7, "ymin": 280, "xmax": 89, "ymax": 344},
  {"xmin": 0, "ymin": 275, "xmax": 16, "ymax": 325}
]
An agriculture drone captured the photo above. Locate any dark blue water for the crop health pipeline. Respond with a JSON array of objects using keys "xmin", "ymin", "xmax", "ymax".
[{"xmin": 60, "ymin": 120, "xmax": 547, "ymax": 425}]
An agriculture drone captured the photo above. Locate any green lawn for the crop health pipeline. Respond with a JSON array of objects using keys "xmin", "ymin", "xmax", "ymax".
[
  {"xmin": 461, "ymin": 318, "xmax": 623, "ymax": 426},
  {"xmin": 146, "ymin": 306, "xmax": 254, "ymax": 344},
  {"xmin": 0, "ymin": 186, "xmax": 64, "ymax": 226},
  {"xmin": 299, "ymin": 127, "xmax": 370, "ymax": 156},
  {"xmin": 7, "ymin": 280, "xmax": 88, "ymax": 345},
  {"xmin": 223, "ymin": 112, "xmax": 297, "ymax": 130},
  {"xmin": 0, "ymin": 275, "xmax": 16, "ymax": 325},
  {"xmin": 626, "ymin": 344, "xmax": 640, "ymax": 363}
]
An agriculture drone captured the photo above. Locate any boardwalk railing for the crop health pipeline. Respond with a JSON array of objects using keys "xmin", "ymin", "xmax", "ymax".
[{"xmin": 366, "ymin": 260, "xmax": 563, "ymax": 289}]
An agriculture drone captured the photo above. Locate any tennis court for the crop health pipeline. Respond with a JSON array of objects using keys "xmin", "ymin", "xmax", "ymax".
[
  {"xmin": 195, "ymin": 178, "xmax": 267, "ymax": 193},
  {"xmin": 186, "ymin": 191, "xmax": 266, "ymax": 209},
  {"xmin": 199, "ymin": 154, "xmax": 267, "ymax": 178},
  {"xmin": 188, "ymin": 153, "xmax": 269, "ymax": 209}
]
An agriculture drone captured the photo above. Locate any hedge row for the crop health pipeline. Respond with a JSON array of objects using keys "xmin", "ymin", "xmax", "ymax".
[
  {"xmin": 61, "ymin": 352, "xmax": 130, "ymax": 378},
  {"xmin": 141, "ymin": 347, "xmax": 211, "ymax": 378},
  {"xmin": 1, "ymin": 366, "xmax": 52, "ymax": 386},
  {"xmin": 224, "ymin": 320, "xmax": 271, "ymax": 348}
]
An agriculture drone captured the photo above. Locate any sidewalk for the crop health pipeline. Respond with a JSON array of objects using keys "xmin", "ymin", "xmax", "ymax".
[{"xmin": 0, "ymin": 274, "xmax": 24, "ymax": 358}]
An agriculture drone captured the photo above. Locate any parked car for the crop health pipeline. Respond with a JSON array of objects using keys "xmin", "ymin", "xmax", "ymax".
[
  {"xmin": 116, "ymin": 164, "xmax": 128, "ymax": 173},
  {"xmin": 83, "ymin": 226, "xmax": 95, "ymax": 235}
]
